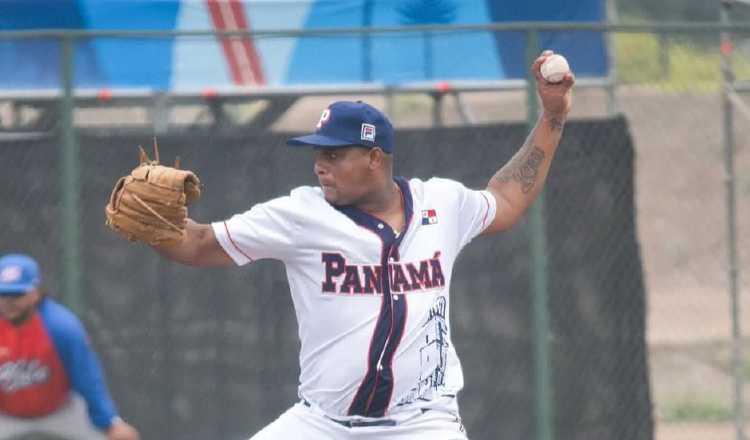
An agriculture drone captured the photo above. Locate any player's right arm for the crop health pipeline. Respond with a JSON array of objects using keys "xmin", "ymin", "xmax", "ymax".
[
  {"xmin": 483, "ymin": 50, "xmax": 574, "ymax": 235},
  {"xmin": 151, "ymin": 219, "xmax": 234, "ymax": 267},
  {"xmin": 157, "ymin": 191, "xmax": 307, "ymax": 267}
]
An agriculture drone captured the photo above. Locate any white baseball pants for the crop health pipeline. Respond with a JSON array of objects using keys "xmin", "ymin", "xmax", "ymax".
[
  {"xmin": 0, "ymin": 393, "xmax": 105, "ymax": 440},
  {"xmin": 249, "ymin": 401, "xmax": 468, "ymax": 440}
]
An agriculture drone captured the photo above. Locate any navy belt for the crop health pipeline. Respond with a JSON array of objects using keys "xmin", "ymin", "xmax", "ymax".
[
  {"xmin": 302, "ymin": 399, "xmax": 399, "ymax": 428},
  {"xmin": 331, "ymin": 418, "xmax": 398, "ymax": 428}
]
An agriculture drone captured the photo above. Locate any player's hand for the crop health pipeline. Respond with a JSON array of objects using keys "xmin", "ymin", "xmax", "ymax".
[
  {"xmin": 107, "ymin": 418, "xmax": 141, "ymax": 440},
  {"xmin": 532, "ymin": 50, "xmax": 575, "ymax": 120}
]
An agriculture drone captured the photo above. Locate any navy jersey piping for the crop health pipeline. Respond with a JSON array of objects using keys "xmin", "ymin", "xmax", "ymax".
[{"xmin": 335, "ymin": 177, "xmax": 413, "ymax": 417}]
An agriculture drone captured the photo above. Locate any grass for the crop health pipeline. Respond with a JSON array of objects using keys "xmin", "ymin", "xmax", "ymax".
[
  {"xmin": 614, "ymin": 32, "xmax": 750, "ymax": 92},
  {"xmin": 710, "ymin": 342, "xmax": 750, "ymax": 380},
  {"xmin": 662, "ymin": 394, "xmax": 733, "ymax": 422}
]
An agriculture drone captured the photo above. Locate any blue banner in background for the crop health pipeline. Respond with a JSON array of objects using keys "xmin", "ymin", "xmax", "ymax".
[
  {"xmin": 0, "ymin": 0, "xmax": 101, "ymax": 88},
  {"xmin": 286, "ymin": 0, "xmax": 505, "ymax": 84},
  {"xmin": 0, "ymin": 0, "xmax": 608, "ymax": 91},
  {"xmin": 487, "ymin": 1, "xmax": 607, "ymax": 79}
]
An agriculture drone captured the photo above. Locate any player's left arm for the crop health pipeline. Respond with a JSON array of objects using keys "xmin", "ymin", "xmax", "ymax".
[
  {"xmin": 106, "ymin": 418, "xmax": 140, "ymax": 440},
  {"xmin": 483, "ymin": 50, "xmax": 575, "ymax": 235},
  {"xmin": 43, "ymin": 300, "xmax": 139, "ymax": 438}
]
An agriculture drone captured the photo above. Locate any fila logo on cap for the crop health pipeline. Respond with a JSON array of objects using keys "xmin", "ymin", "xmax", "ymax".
[{"xmin": 361, "ymin": 123, "xmax": 376, "ymax": 142}]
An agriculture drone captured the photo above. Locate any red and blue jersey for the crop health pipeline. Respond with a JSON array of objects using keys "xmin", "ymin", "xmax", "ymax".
[{"xmin": 0, "ymin": 297, "xmax": 118, "ymax": 430}]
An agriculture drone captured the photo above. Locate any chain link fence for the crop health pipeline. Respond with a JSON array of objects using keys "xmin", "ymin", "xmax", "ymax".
[
  {"xmin": 611, "ymin": 26, "xmax": 750, "ymax": 440},
  {"xmin": 0, "ymin": 119, "xmax": 648, "ymax": 440},
  {"xmin": 0, "ymin": 23, "xmax": 748, "ymax": 440}
]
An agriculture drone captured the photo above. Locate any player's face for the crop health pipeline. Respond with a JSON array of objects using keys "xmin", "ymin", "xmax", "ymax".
[
  {"xmin": 0, "ymin": 288, "xmax": 40, "ymax": 325},
  {"xmin": 313, "ymin": 147, "xmax": 374, "ymax": 205}
]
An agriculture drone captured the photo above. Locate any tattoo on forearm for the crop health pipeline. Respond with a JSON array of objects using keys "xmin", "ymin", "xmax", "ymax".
[
  {"xmin": 493, "ymin": 146, "xmax": 546, "ymax": 193},
  {"xmin": 549, "ymin": 117, "xmax": 564, "ymax": 131}
]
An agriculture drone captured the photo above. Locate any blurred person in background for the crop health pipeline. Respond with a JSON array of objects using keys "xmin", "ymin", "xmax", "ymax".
[{"xmin": 0, "ymin": 253, "xmax": 139, "ymax": 440}]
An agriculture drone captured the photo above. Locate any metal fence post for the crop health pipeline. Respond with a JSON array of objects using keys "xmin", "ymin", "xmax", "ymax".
[
  {"xmin": 526, "ymin": 28, "xmax": 553, "ymax": 440},
  {"xmin": 605, "ymin": 0, "xmax": 619, "ymax": 115},
  {"xmin": 59, "ymin": 34, "xmax": 83, "ymax": 316},
  {"xmin": 720, "ymin": 3, "xmax": 744, "ymax": 440}
]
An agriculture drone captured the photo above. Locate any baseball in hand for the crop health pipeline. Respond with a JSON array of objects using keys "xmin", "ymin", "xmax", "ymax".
[{"xmin": 540, "ymin": 54, "xmax": 570, "ymax": 83}]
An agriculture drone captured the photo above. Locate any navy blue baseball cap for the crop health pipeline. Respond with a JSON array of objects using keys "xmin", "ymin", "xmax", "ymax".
[
  {"xmin": 0, "ymin": 254, "xmax": 40, "ymax": 296},
  {"xmin": 287, "ymin": 101, "xmax": 395, "ymax": 153}
]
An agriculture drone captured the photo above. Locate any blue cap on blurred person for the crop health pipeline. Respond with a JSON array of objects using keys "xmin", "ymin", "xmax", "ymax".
[
  {"xmin": 0, "ymin": 254, "xmax": 40, "ymax": 296},
  {"xmin": 287, "ymin": 101, "xmax": 395, "ymax": 153}
]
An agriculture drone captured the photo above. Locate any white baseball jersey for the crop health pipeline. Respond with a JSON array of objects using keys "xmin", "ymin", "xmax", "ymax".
[{"xmin": 212, "ymin": 176, "xmax": 496, "ymax": 421}]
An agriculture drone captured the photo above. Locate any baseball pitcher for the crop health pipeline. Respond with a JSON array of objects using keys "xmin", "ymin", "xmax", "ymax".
[{"xmin": 105, "ymin": 50, "xmax": 574, "ymax": 439}]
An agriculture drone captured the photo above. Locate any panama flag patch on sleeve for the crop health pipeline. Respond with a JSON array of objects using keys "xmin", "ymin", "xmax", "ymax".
[{"xmin": 421, "ymin": 209, "xmax": 438, "ymax": 225}]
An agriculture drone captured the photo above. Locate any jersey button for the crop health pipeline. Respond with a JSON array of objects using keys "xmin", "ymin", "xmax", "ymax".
[
  {"xmin": 392, "ymin": 295, "xmax": 399, "ymax": 301},
  {"xmin": 377, "ymin": 223, "xmax": 384, "ymax": 229}
]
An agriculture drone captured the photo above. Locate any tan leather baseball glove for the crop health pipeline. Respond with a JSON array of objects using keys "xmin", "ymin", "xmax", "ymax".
[{"xmin": 105, "ymin": 140, "xmax": 201, "ymax": 246}]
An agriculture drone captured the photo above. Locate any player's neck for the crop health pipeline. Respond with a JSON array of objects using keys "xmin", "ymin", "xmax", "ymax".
[
  {"xmin": 6, "ymin": 309, "xmax": 34, "ymax": 327},
  {"xmin": 355, "ymin": 180, "xmax": 405, "ymax": 232}
]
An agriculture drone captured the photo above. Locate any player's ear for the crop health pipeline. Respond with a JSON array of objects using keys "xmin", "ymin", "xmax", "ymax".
[{"xmin": 368, "ymin": 147, "xmax": 385, "ymax": 170}]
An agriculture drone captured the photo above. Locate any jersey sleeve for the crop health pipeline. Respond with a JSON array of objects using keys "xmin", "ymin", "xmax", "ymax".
[
  {"xmin": 429, "ymin": 178, "xmax": 496, "ymax": 249},
  {"xmin": 457, "ymin": 186, "xmax": 496, "ymax": 248},
  {"xmin": 41, "ymin": 299, "xmax": 118, "ymax": 431},
  {"xmin": 211, "ymin": 192, "xmax": 303, "ymax": 265}
]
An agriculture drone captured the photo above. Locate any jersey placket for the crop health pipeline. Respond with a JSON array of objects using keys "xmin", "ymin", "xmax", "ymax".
[{"xmin": 337, "ymin": 177, "xmax": 413, "ymax": 418}]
